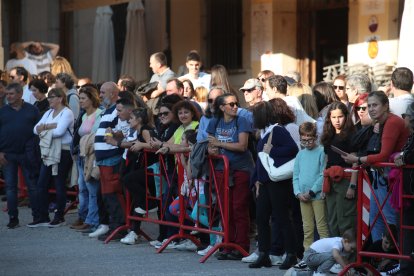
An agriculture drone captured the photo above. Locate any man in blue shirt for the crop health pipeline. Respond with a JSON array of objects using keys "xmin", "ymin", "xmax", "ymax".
[{"xmin": 0, "ymin": 83, "xmax": 40, "ymax": 228}]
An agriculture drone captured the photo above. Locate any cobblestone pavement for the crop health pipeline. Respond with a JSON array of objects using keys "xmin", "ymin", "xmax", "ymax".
[{"xmin": 0, "ymin": 202, "xmax": 288, "ymax": 276}]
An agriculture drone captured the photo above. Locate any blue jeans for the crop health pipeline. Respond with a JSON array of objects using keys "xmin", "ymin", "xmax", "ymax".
[
  {"xmin": 77, "ymin": 157, "xmax": 99, "ymax": 227},
  {"xmin": 3, "ymin": 152, "xmax": 39, "ymax": 219},
  {"xmin": 37, "ymin": 150, "xmax": 73, "ymax": 220},
  {"xmin": 369, "ymin": 170, "xmax": 399, "ymax": 242}
]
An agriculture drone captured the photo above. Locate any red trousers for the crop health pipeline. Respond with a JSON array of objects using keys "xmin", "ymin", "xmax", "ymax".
[{"xmin": 215, "ymin": 170, "xmax": 251, "ymax": 252}]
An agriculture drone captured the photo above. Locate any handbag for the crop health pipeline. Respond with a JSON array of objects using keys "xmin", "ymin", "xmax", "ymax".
[{"xmin": 258, "ymin": 129, "xmax": 295, "ymax": 182}]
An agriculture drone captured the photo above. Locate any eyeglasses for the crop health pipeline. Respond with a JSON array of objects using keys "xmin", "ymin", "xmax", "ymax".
[
  {"xmin": 356, "ymin": 106, "xmax": 367, "ymax": 111},
  {"xmin": 223, "ymin": 102, "xmax": 238, "ymax": 108},
  {"xmin": 207, "ymin": 99, "xmax": 214, "ymax": 104},
  {"xmin": 257, "ymin": 77, "xmax": 266, "ymax": 82},
  {"xmin": 300, "ymin": 138, "xmax": 315, "ymax": 145},
  {"xmin": 47, "ymin": 95, "xmax": 57, "ymax": 99},
  {"xmin": 333, "ymin": 85, "xmax": 345, "ymax": 90},
  {"xmin": 158, "ymin": 111, "xmax": 170, "ymax": 117}
]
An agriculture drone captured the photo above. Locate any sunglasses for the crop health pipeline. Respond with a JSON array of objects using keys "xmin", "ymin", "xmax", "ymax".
[
  {"xmin": 257, "ymin": 77, "xmax": 266, "ymax": 82},
  {"xmin": 47, "ymin": 95, "xmax": 58, "ymax": 99},
  {"xmin": 356, "ymin": 106, "xmax": 367, "ymax": 111},
  {"xmin": 223, "ymin": 102, "xmax": 238, "ymax": 108},
  {"xmin": 207, "ymin": 99, "xmax": 214, "ymax": 104},
  {"xmin": 158, "ymin": 111, "xmax": 170, "ymax": 117},
  {"xmin": 333, "ymin": 85, "xmax": 345, "ymax": 90},
  {"xmin": 243, "ymin": 88, "xmax": 255, "ymax": 93}
]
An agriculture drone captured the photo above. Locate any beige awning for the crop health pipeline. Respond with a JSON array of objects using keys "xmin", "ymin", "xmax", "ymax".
[{"xmin": 120, "ymin": 0, "xmax": 149, "ymax": 82}]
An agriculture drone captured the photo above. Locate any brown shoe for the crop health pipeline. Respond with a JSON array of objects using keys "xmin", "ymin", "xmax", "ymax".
[
  {"xmin": 74, "ymin": 223, "xmax": 92, "ymax": 231},
  {"xmin": 70, "ymin": 218, "xmax": 84, "ymax": 228}
]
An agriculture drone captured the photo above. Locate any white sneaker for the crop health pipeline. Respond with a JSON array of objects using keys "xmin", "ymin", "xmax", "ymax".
[
  {"xmin": 88, "ymin": 224, "xmax": 109, "ymax": 238},
  {"xmin": 329, "ymin": 263, "xmax": 342, "ymax": 274},
  {"xmin": 120, "ymin": 231, "xmax": 138, "ymax": 245},
  {"xmin": 197, "ymin": 245, "xmax": 214, "ymax": 256},
  {"xmin": 134, "ymin": 206, "xmax": 158, "ymax": 215},
  {"xmin": 149, "ymin": 240, "xmax": 162, "ymax": 247},
  {"xmin": 174, "ymin": 239, "xmax": 197, "ymax": 251},
  {"xmin": 270, "ymin": 254, "xmax": 284, "ymax": 266},
  {"xmin": 241, "ymin": 251, "xmax": 258, "ymax": 263},
  {"xmin": 154, "ymin": 239, "xmax": 177, "ymax": 249}
]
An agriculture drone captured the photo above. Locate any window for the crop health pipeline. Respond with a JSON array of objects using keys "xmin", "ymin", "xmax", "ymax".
[{"xmin": 206, "ymin": 0, "xmax": 243, "ymax": 70}]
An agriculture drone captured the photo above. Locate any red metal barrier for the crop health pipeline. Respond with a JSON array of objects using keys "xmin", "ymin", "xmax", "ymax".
[
  {"xmin": 339, "ymin": 163, "xmax": 414, "ymax": 276},
  {"xmin": 108, "ymin": 149, "xmax": 249, "ymax": 262}
]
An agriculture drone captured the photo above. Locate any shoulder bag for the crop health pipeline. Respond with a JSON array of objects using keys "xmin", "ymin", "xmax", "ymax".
[{"xmin": 258, "ymin": 128, "xmax": 295, "ymax": 182}]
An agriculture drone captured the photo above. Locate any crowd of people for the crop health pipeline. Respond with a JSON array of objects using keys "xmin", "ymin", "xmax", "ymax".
[{"xmin": 0, "ymin": 41, "xmax": 414, "ymax": 276}]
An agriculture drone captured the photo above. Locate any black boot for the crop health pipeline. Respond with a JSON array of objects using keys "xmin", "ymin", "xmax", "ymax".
[
  {"xmin": 279, "ymin": 253, "xmax": 297, "ymax": 270},
  {"xmin": 249, "ymin": 252, "xmax": 272, "ymax": 268}
]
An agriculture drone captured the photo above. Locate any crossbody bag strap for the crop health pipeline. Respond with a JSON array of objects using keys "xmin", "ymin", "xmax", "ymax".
[{"xmin": 266, "ymin": 129, "xmax": 273, "ymax": 146}]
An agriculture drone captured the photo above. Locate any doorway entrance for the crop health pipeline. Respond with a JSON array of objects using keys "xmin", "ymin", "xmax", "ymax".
[{"xmin": 297, "ymin": 0, "xmax": 348, "ymax": 84}]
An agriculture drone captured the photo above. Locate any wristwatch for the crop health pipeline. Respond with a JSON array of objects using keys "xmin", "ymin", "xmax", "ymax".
[{"xmin": 349, "ymin": 183, "xmax": 357, "ymax": 190}]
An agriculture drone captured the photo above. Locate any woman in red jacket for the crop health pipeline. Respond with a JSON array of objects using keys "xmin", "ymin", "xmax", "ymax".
[{"xmin": 342, "ymin": 91, "xmax": 409, "ymax": 242}]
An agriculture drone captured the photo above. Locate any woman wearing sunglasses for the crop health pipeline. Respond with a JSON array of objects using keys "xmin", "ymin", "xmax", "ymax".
[
  {"xmin": 206, "ymin": 93, "xmax": 254, "ymax": 260},
  {"xmin": 333, "ymin": 75, "xmax": 352, "ymax": 112},
  {"xmin": 352, "ymin": 93, "xmax": 371, "ymax": 129}
]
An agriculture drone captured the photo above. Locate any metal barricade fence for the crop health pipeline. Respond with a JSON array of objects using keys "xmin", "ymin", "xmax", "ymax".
[
  {"xmin": 107, "ymin": 149, "xmax": 249, "ymax": 263},
  {"xmin": 339, "ymin": 163, "xmax": 414, "ymax": 276}
]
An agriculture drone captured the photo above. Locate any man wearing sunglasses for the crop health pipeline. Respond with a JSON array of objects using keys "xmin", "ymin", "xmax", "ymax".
[
  {"xmin": 240, "ymin": 79, "xmax": 263, "ymax": 107},
  {"xmin": 388, "ymin": 67, "xmax": 414, "ymax": 118}
]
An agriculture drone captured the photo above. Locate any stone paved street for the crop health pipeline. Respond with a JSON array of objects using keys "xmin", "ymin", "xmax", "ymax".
[{"xmin": 0, "ymin": 202, "xmax": 288, "ymax": 276}]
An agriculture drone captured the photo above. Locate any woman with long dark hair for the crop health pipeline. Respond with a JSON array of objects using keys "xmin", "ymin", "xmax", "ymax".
[{"xmin": 206, "ymin": 93, "xmax": 254, "ymax": 260}]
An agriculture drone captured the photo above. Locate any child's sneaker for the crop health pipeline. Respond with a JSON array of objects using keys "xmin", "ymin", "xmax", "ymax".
[
  {"xmin": 197, "ymin": 245, "xmax": 214, "ymax": 256},
  {"xmin": 120, "ymin": 231, "xmax": 138, "ymax": 245},
  {"xmin": 241, "ymin": 251, "xmax": 258, "ymax": 263},
  {"xmin": 174, "ymin": 239, "xmax": 197, "ymax": 251}
]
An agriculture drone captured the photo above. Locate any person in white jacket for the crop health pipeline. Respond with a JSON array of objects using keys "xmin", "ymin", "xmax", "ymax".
[{"xmin": 31, "ymin": 88, "xmax": 74, "ymax": 228}]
